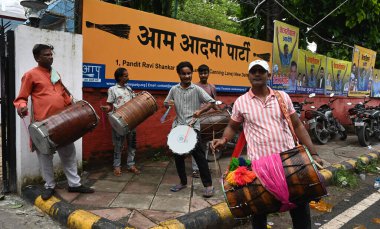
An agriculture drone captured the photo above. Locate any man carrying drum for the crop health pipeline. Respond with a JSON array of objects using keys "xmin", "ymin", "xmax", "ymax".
[
  {"xmin": 212, "ymin": 60, "xmax": 323, "ymax": 229},
  {"xmin": 100, "ymin": 67, "xmax": 140, "ymax": 176},
  {"xmin": 14, "ymin": 44, "xmax": 94, "ymax": 200},
  {"xmin": 191, "ymin": 64, "xmax": 218, "ymax": 178},
  {"xmin": 164, "ymin": 61, "xmax": 215, "ymax": 198}
]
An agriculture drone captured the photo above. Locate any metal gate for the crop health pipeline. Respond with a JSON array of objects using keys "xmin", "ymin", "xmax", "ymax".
[{"xmin": 1, "ymin": 19, "xmax": 17, "ymax": 193}]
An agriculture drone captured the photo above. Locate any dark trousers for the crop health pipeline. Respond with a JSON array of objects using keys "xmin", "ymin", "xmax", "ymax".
[
  {"xmin": 251, "ymin": 202, "xmax": 311, "ymax": 229},
  {"xmin": 174, "ymin": 132, "xmax": 212, "ymax": 187}
]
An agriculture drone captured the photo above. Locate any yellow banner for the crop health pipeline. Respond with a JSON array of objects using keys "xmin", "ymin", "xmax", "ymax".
[
  {"xmin": 372, "ymin": 69, "xmax": 380, "ymax": 97},
  {"xmin": 297, "ymin": 49, "xmax": 326, "ymax": 94},
  {"xmin": 348, "ymin": 45, "xmax": 376, "ymax": 97},
  {"xmin": 272, "ymin": 21, "xmax": 299, "ymax": 93},
  {"xmin": 82, "ymin": 0, "xmax": 272, "ymax": 92},
  {"xmin": 326, "ymin": 57, "xmax": 351, "ymax": 96}
]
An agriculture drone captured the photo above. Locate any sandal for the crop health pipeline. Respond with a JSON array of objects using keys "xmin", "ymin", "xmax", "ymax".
[
  {"xmin": 203, "ymin": 186, "xmax": 214, "ymax": 198},
  {"xmin": 113, "ymin": 167, "xmax": 122, "ymax": 177},
  {"xmin": 170, "ymin": 184, "xmax": 187, "ymax": 192}
]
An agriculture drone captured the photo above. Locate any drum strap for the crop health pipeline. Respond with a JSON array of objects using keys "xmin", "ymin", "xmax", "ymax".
[{"xmin": 273, "ymin": 91, "xmax": 300, "ymax": 146}]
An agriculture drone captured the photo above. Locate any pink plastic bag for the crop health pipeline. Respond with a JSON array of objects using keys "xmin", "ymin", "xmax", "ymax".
[{"xmin": 251, "ymin": 153, "xmax": 296, "ymax": 212}]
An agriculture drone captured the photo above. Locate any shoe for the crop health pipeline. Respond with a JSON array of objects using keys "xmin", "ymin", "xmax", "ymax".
[
  {"xmin": 41, "ymin": 188, "xmax": 55, "ymax": 200},
  {"xmin": 113, "ymin": 167, "xmax": 122, "ymax": 177},
  {"xmin": 68, "ymin": 185, "xmax": 94, "ymax": 193},
  {"xmin": 203, "ymin": 186, "xmax": 214, "ymax": 198},
  {"xmin": 170, "ymin": 184, "xmax": 187, "ymax": 192},
  {"xmin": 127, "ymin": 166, "xmax": 141, "ymax": 174},
  {"xmin": 192, "ymin": 170, "xmax": 200, "ymax": 178}
]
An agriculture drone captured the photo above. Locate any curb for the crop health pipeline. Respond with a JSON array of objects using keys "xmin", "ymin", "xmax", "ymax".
[
  {"xmin": 22, "ymin": 150, "xmax": 380, "ymax": 229},
  {"xmin": 22, "ymin": 185, "xmax": 130, "ymax": 229}
]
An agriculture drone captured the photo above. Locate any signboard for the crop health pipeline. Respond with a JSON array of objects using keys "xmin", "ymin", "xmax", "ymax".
[
  {"xmin": 326, "ymin": 57, "xmax": 351, "ymax": 96},
  {"xmin": 82, "ymin": 0, "xmax": 272, "ymax": 92},
  {"xmin": 271, "ymin": 21, "xmax": 299, "ymax": 93},
  {"xmin": 349, "ymin": 45, "xmax": 376, "ymax": 97},
  {"xmin": 297, "ymin": 49, "xmax": 326, "ymax": 95},
  {"xmin": 372, "ymin": 69, "xmax": 380, "ymax": 97}
]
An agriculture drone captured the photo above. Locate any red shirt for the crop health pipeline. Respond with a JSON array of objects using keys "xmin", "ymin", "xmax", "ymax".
[{"xmin": 13, "ymin": 66, "xmax": 71, "ymax": 121}]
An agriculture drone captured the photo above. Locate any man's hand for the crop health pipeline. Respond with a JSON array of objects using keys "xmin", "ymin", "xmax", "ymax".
[
  {"xmin": 168, "ymin": 99, "xmax": 175, "ymax": 106},
  {"xmin": 17, "ymin": 106, "xmax": 28, "ymax": 118},
  {"xmin": 211, "ymin": 138, "xmax": 227, "ymax": 153},
  {"xmin": 193, "ymin": 110, "xmax": 202, "ymax": 118},
  {"xmin": 312, "ymin": 154, "xmax": 324, "ymax": 168},
  {"xmin": 100, "ymin": 105, "xmax": 111, "ymax": 112}
]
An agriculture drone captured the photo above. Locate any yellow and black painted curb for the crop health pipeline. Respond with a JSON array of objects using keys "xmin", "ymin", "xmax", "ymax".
[{"xmin": 22, "ymin": 185, "xmax": 132, "ymax": 229}]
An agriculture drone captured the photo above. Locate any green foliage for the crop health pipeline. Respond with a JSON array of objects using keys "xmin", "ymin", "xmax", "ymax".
[
  {"xmin": 332, "ymin": 167, "xmax": 358, "ymax": 188},
  {"xmin": 176, "ymin": 0, "xmax": 241, "ymax": 34},
  {"xmin": 355, "ymin": 159, "xmax": 380, "ymax": 174}
]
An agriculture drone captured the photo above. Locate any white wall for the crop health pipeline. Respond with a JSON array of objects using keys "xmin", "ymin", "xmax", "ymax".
[{"xmin": 14, "ymin": 25, "xmax": 83, "ymax": 193}]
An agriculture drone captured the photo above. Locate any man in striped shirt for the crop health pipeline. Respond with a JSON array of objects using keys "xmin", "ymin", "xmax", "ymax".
[
  {"xmin": 164, "ymin": 61, "xmax": 215, "ymax": 198},
  {"xmin": 212, "ymin": 60, "xmax": 323, "ymax": 229}
]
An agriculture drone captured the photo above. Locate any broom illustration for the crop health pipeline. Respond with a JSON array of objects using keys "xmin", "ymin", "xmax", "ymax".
[
  {"xmin": 86, "ymin": 21, "xmax": 131, "ymax": 39},
  {"xmin": 253, "ymin": 53, "xmax": 271, "ymax": 62}
]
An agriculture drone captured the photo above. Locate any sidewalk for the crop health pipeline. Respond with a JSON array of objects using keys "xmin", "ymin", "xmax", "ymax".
[{"xmin": 23, "ymin": 135, "xmax": 380, "ymax": 228}]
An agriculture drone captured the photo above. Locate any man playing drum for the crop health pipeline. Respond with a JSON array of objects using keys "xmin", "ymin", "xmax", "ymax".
[
  {"xmin": 191, "ymin": 64, "xmax": 218, "ymax": 178},
  {"xmin": 164, "ymin": 61, "xmax": 215, "ymax": 197},
  {"xmin": 212, "ymin": 60, "xmax": 323, "ymax": 229},
  {"xmin": 100, "ymin": 67, "xmax": 140, "ymax": 176},
  {"xmin": 14, "ymin": 44, "xmax": 94, "ymax": 200}
]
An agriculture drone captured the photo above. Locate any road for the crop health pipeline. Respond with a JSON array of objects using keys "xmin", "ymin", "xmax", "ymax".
[{"xmin": 235, "ymin": 174, "xmax": 380, "ymax": 229}]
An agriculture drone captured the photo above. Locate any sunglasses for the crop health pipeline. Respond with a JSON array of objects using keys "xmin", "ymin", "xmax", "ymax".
[{"xmin": 249, "ymin": 68, "xmax": 267, "ymax": 74}]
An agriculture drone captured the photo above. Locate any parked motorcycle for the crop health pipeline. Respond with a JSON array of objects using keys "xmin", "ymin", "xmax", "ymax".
[
  {"xmin": 347, "ymin": 97, "xmax": 369, "ymax": 125},
  {"xmin": 349, "ymin": 97, "xmax": 380, "ymax": 146},
  {"xmin": 305, "ymin": 93, "xmax": 347, "ymax": 144},
  {"xmin": 293, "ymin": 93, "xmax": 315, "ymax": 118}
]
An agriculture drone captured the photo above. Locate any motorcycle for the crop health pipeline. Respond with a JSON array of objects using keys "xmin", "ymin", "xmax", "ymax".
[
  {"xmin": 347, "ymin": 97, "xmax": 369, "ymax": 125},
  {"xmin": 350, "ymin": 97, "xmax": 380, "ymax": 146},
  {"xmin": 293, "ymin": 93, "xmax": 315, "ymax": 118},
  {"xmin": 305, "ymin": 93, "xmax": 347, "ymax": 144},
  {"xmin": 199, "ymin": 101, "xmax": 240, "ymax": 161}
]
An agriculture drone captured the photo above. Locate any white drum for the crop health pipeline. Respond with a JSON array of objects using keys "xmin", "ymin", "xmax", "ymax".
[{"xmin": 167, "ymin": 125, "xmax": 198, "ymax": 155}]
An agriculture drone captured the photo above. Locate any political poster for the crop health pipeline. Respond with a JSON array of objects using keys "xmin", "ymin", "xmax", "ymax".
[{"xmin": 326, "ymin": 57, "xmax": 351, "ymax": 96}]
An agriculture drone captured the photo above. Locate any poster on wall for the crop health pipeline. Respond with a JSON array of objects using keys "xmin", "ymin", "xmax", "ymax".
[
  {"xmin": 271, "ymin": 20, "xmax": 299, "ymax": 93},
  {"xmin": 372, "ymin": 69, "xmax": 380, "ymax": 97},
  {"xmin": 297, "ymin": 49, "xmax": 326, "ymax": 95},
  {"xmin": 348, "ymin": 45, "xmax": 376, "ymax": 97},
  {"xmin": 326, "ymin": 57, "xmax": 351, "ymax": 96},
  {"xmin": 82, "ymin": 0, "xmax": 272, "ymax": 92}
]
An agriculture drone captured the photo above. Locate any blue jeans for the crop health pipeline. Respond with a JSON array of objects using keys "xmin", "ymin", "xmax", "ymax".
[{"xmin": 112, "ymin": 128, "xmax": 136, "ymax": 169}]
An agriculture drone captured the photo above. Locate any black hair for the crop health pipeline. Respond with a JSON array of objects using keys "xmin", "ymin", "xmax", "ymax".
[
  {"xmin": 198, "ymin": 64, "xmax": 209, "ymax": 73},
  {"xmin": 320, "ymin": 67, "xmax": 324, "ymax": 71},
  {"xmin": 32, "ymin": 44, "xmax": 54, "ymax": 58},
  {"xmin": 114, "ymin": 67, "xmax": 127, "ymax": 82},
  {"xmin": 290, "ymin": 61, "xmax": 297, "ymax": 68},
  {"xmin": 176, "ymin": 61, "xmax": 193, "ymax": 74}
]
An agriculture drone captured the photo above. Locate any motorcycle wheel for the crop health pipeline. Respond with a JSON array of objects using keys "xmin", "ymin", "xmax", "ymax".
[
  {"xmin": 339, "ymin": 131, "xmax": 347, "ymax": 140},
  {"xmin": 357, "ymin": 123, "xmax": 370, "ymax": 147},
  {"xmin": 312, "ymin": 121, "xmax": 329, "ymax": 144}
]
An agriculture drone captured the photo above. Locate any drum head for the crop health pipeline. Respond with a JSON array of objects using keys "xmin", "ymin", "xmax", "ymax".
[
  {"xmin": 167, "ymin": 125, "xmax": 197, "ymax": 155},
  {"xmin": 28, "ymin": 122, "xmax": 55, "ymax": 154},
  {"xmin": 108, "ymin": 112, "xmax": 129, "ymax": 136}
]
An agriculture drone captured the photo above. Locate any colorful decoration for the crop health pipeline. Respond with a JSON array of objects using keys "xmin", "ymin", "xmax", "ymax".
[{"xmin": 226, "ymin": 166, "xmax": 256, "ymax": 186}]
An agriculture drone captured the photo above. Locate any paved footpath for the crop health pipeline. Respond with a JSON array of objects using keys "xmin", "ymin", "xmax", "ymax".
[{"xmin": 22, "ymin": 135, "xmax": 380, "ymax": 228}]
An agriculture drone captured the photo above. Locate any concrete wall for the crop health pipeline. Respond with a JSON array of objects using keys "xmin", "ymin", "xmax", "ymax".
[
  {"xmin": 82, "ymin": 90, "xmax": 380, "ymax": 163},
  {"xmin": 14, "ymin": 25, "xmax": 82, "ymax": 193}
]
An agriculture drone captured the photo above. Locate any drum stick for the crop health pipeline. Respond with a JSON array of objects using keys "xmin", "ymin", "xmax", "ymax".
[
  {"xmin": 160, "ymin": 106, "xmax": 171, "ymax": 123},
  {"xmin": 99, "ymin": 101, "xmax": 106, "ymax": 129},
  {"xmin": 212, "ymin": 130, "xmax": 219, "ymax": 177},
  {"xmin": 314, "ymin": 161, "xmax": 324, "ymax": 170}
]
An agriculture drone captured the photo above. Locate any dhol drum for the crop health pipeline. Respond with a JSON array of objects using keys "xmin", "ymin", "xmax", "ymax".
[
  {"xmin": 108, "ymin": 91, "xmax": 158, "ymax": 136},
  {"xmin": 199, "ymin": 110, "xmax": 230, "ymax": 143},
  {"xmin": 167, "ymin": 125, "xmax": 198, "ymax": 155},
  {"xmin": 29, "ymin": 100, "xmax": 99, "ymax": 154},
  {"xmin": 223, "ymin": 145, "xmax": 327, "ymax": 219}
]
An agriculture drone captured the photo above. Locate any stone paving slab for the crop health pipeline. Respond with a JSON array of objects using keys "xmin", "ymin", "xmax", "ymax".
[
  {"xmin": 122, "ymin": 181, "xmax": 158, "ymax": 194},
  {"xmin": 91, "ymin": 180, "xmax": 127, "ymax": 193},
  {"xmin": 110, "ymin": 193, "xmax": 154, "ymax": 209},
  {"xmin": 150, "ymin": 195, "xmax": 190, "ymax": 213},
  {"xmin": 130, "ymin": 173, "xmax": 163, "ymax": 185},
  {"xmin": 55, "ymin": 188, "xmax": 80, "ymax": 203},
  {"xmin": 190, "ymin": 196, "xmax": 211, "ymax": 212},
  {"xmin": 71, "ymin": 191, "xmax": 118, "ymax": 207},
  {"xmin": 156, "ymin": 183, "xmax": 191, "ymax": 198},
  {"xmin": 127, "ymin": 210, "xmax": 156, "ymax": 229},
  {"xmin": 142, "ymin": 161, "xmax": 170, "ymax": 167},
  {"xmin": 88, "ymin": 171, "xmax": 107, "ymax": 180},
  {"xmin": 140, "ymin": 209, "xmax": 184, "ymax": 224},
  {"xmin": 89, "ymin": 207, "xmax": 131, "ymax": 221},
  {"xmin": 103, "ymin": 171, "xmax": 134, "ymax": 182},
  {"xmin": 138, "ymin": 166, "xmax": 167, "ymax": 175}
]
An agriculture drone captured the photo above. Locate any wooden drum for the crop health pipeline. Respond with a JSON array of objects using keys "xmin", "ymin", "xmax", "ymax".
[
  {"xmin": 108, "ymin": 91, "xmax": 158, "ymax": 136},
  {"xmin": 29, "ymin": 100, "xmax": 99, "ymax": 154},
  {"xmin": 223, "ymin": 145, "xmax": 327, "ymax": 219}
]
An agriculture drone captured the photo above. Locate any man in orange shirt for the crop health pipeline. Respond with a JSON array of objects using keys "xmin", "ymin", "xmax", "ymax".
[{"xmin": 14, "ymin": 44, "xmax": 94, "ymax": 200}]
